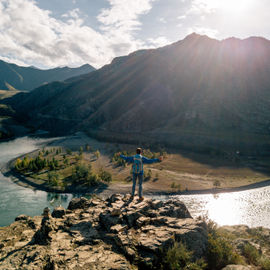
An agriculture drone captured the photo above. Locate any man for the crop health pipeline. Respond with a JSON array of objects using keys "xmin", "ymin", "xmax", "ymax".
[{"xmin": 119, "ymin": 148, "xmax": 163, "ymax": 201}]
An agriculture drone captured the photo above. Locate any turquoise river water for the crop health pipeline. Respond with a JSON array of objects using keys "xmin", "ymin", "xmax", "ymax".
[{"xmin": 0, "ymin": 137, "xmax": 270, "ymax": 228}]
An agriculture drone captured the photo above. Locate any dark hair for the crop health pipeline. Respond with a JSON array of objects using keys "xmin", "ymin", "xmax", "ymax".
[{"xmin": 136, "ymin": 148, "xmax": 142, "ymax": 154}]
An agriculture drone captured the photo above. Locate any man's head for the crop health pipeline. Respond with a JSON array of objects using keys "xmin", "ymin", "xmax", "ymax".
[{"xmin": 136, "ymin": 148, "xmax": 142, "ymax": 154}]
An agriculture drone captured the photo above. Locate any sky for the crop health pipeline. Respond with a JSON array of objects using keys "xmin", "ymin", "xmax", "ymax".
[{"xmin": 0, "ymin": 0, "xmax": 269, "ymax": 69}]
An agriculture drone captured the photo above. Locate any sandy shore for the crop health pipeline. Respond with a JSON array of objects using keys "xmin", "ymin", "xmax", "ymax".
[{"xmin": 1, "ymin": 132, "xmax": 270, "ymax": 197}]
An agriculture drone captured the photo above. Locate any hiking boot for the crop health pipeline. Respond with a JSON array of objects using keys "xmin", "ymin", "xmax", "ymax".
[{"xmin": 138, "ymin": 196, "xmax": 144, "ymax": 202}]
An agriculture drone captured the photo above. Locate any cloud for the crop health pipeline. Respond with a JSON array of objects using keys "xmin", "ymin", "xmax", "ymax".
[
  {"xmin": 178, "ymin": 15, "xmax": 187, "ymax": 20},
  {"xmin": 147, "ymin": 36, "xmax": 170, "ymax": 47},
  {"xmin": 97, "ymin": 0, "xmax": 155, "ymax": 55},
  {"xmin": 186, "ymin": 0, "xmax": 217, "ymax": 16},
  {"xmin": 62, "ymin": 8, "xmax": 80, "ymax": 20},
  {"xmin": 0, "ymin": 0, "xmax": 157, "ymax": 69},
  {"xmin": 159, "ymin": 17, "xmax": 167, "ymax": 23}
]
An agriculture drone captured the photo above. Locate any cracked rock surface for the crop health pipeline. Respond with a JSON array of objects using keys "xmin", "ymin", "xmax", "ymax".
[{"xmin": 0, "ymin": 194, "xmax": 208, "ymax": 269}]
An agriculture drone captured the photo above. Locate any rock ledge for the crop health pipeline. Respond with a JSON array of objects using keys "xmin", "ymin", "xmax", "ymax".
[{"xmin": 0, "ymin": 194, "xmax": 208, "ymax": 269}]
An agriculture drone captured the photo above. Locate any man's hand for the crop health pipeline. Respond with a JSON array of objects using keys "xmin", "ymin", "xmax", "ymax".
[{"xmin": 159, "ymin": 156, "xmax": 163, "ymax": 162}]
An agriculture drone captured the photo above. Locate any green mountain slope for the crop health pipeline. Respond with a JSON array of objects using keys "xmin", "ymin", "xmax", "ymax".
[{"xmin": 0, "ymin": 60, "xmax": 95, "ymax": 91}]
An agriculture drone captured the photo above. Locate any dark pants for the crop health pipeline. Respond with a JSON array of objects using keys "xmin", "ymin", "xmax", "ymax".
[{"xmin": 132, "ymin": 173, "xmax": 143, "ymax": 197}]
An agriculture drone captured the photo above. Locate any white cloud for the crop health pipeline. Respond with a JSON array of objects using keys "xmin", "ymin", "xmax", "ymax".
[
  {"xmin": 178, "ymin": 15, "xmax": 187, "ymax": 20},
  {"xmin": 147, "ymin": 36, "xmax": 170, "ymax": 47},
  {"xmin": 159, "ymin": 17, "xmax": 167, "ymax": 23},
  {"xmin": 0, "ymin": 0, "xmax": 157, "ymax": 69},
  {"xmin": 97, "ymin": 0, "xmax": 155, "ymax": 55},
  {"xmin": 186, "ymin": 0, "xmax": 217, "ymax": 16},
  {"xmin": 62, "ymin": 8, "xmax": 80, "ymax": 20}
]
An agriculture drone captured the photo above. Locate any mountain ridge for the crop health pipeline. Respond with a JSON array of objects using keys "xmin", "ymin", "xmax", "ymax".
[
  {"xmin": 6, "ymin": 33, "xmax": 270, "ymax": 153},
  {"xmin": 0, "ymin": 59, "xmax": 95, "ymax": 91}
]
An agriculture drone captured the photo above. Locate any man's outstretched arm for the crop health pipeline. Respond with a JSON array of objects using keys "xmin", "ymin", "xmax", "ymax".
[
  {"xmin": 120, "ymin": 154, "xmax": 134, "ymax": 163},
  {"xmin": 142, "ymin": 156, "xmax": 162, "ymax": 164}
]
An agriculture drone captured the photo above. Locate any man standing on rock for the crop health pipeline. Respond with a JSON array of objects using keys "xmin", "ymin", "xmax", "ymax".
[{"xmin": 119, "ymin": 148, "xmax": 162, "ymax": 201}]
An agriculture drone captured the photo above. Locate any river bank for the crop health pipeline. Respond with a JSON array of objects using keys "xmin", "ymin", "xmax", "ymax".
[
  {"xmin": 1, "ymin": 135, "xmax": 270, "ymax": 228},
  {"xmin": 1, "ymin": 132, "xmax": 270, "ymax": 197},
  {"xmin": 3, "ymin": 164, "xmax": 270, "ymax": 197}
]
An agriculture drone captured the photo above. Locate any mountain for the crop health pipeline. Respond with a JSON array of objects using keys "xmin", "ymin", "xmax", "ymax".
[
  {"xmin": 6, "ymin": 33, "xmax": 270, "ymax": 154},
  {"xmin": 0, "ymin": 60, "xmax": 95, "ymax": 90}
]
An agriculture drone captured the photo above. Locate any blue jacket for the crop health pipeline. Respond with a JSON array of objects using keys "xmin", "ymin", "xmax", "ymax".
[{"xmin": 120, "ymin": 154, "xmax": 159, "ymax": 174}]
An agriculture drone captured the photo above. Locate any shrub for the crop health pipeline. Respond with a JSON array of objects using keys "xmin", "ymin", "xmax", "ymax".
[
  {"xmin": 86, "ymin": 173, "xmax": 100, "ymax": 187},
  {"xmin": 72, "ymin": 164, "xmax": 91, "ymax": 183},
  {"xmin": 66, "ymin": 148, "xmax": 72, "ymax": 155},
  {"xmin": 213, "ymin": 179, "xmax": 221, "ymax": 188},
  {"xmin": 171, "ymin": 182, "xmax": 181, "ymax": 191},
  {"xmin": 15, "ymin": 158, "xmax": 22, "ymax": 171},
  {"xmin": 99, "ymin": 168, "xmax": 112, "ymax": 183},
  {"xmin": 161, "ymin": 241, "xmax": 206, "ymax": 270},
  {"xmin": 242, "ymin": 243, "xmax": 260, "ymax": 265},
  {"xmin": 207, "ymin": 233, "xmax": 241, "ymax": 269},
  {"xmin": 163, "ymin": 241, "xmax": 192, "ymax": 269},
  {"xmin": 112, "ymin": 152, "xmax": 126, "ymax": 167},
  {"xmin": 71, "ymin": 164, "xmax": 100, "ymax": 186},
  {"xmin": 22, "ymin": 156, "xmax": 30, "ymax": 169},
  {"xmin": 259, "ymin": 257, "xmax": 270, "ymax": 270},
  {"xmin": 171, "ymin": 182, "xmax": 176, "ymax": 189},
  {"xmin": 47, "ymin": 171, "xmax": 60, "ymax": 186}
]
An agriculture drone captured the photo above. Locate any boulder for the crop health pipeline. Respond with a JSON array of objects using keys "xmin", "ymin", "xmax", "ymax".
[
  {"xmin": 15, "ymin": 215, "xmax": 29, "ymax": 221},
  {"xmin": 67, "ymin": 197, "xmax": 90, "ymax": 210},
  {"xmin": 99, "ymin": 212, "xmax": 121, "ymax": 231},
  {"xmin": 107, "ymin": 193, "xmax": 122, "ymax": 204},
  {"xmin": 15, "ymin": 214, "xmax": 36, "ymax": 229},
  {"xmin": 159, "ymin": 200, "xmax": 191, "ymax": 218},
  {"xmin": 52, "ymin": 206, "xmax": 66, "ymax": 218}
]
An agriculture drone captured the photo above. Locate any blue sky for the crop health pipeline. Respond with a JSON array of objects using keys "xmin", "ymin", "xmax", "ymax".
[{"xmin": 0, "ymin": 0, "xmax": 269, "ymax": 69}]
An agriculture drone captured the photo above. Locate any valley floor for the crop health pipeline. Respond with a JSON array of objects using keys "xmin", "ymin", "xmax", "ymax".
[{"xmin": 2, "ymin": 132, "xmax": 270, "ymax": 196}]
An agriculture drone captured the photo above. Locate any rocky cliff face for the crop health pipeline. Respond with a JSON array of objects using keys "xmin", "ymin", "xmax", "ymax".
[
  {"xmin": 0, "ymin": 195, "xmax": 207, "ymax": 269},
  {"xmin": 1, "ymin": 195, "xmax": 269, "ymax": 269}
]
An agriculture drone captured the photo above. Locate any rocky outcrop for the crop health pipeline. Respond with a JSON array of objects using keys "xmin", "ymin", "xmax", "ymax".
[{"xmin": 0, "ymin": 194, "xmax": 208, "ymax": 269}]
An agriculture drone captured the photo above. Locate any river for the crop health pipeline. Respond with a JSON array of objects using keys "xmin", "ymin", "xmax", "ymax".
[
  {"xmin": 0, "ymin": 137, "xmax": 74, "ymax": 227},
  {"xmin": 0, "ymin": 136, "xmax": 270, "ymax": 228}
]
